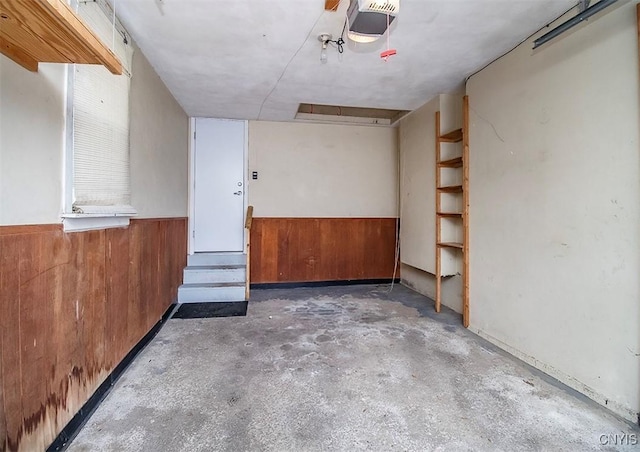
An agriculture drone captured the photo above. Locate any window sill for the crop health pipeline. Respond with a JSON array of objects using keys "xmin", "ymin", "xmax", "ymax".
[{"xmin": 61, "ymin": 213, "xmax": 136, "ymax": 232}]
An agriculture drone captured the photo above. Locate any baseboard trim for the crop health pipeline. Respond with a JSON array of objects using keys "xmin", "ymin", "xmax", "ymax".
[
  {"xmin": 47, "ymin": 303, "xmax": 177, "ymax": 452},
  {"xmin": 250, "ymin": 278, "xmax": 400, "ymax": 290},
  {"xmin": 172, "ymin": 301, "xmax": 248, "ymax": 319}
]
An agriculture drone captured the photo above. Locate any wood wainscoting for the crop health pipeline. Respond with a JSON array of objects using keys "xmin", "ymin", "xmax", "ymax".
[
  {"xmin": 250, "ymin": 217, "xmax": 399, "ymax": 284},
  {"xmin": 0, "ymin": 218, "xmax": 187, "ymax": 452}
]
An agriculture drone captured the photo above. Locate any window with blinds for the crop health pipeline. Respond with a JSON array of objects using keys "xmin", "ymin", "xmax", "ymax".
[{"xmin": 72, "ymin": 0, "xmax": 135, "ymax": 215}]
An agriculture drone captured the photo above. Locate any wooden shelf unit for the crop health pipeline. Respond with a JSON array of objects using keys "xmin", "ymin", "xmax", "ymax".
[
  {"xmin": 435, "ymin": 95, "xmax": 470, "ymax": 327},
  {"xmin": 0, "ymin": 0, "xmax": 122, "ymax": 74}
]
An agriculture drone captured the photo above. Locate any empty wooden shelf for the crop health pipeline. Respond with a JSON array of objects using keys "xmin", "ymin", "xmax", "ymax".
[
  {"xmin": 439, "ymin": 128, "xmax": 463, "ymax": 143},
  {"xmin": 437, "ymin": 185, "xmax": 463, "ymax": 193},
  {"xmin": 438, "ymin": 157, "xmax": 463, "ymax": 168},
  {"xmin": 437, "ymin": 242, "xmax": 464, "ymax": 249}
]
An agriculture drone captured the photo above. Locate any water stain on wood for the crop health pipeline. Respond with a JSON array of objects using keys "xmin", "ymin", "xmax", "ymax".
[{"xmin": 0, "ymin": 218, "xmax": 187, "ymax": 451}]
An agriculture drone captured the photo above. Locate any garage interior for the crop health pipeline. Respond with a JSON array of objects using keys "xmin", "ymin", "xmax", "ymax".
[{"xmin": 1, "ymin": 0, "xmax": 639, "ymax": 450}]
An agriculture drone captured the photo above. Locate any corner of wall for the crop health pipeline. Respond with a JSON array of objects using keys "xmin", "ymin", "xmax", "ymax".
[
  {"xmin": 400, "ymin": 263, "xmax": 462, "ymax": 314},
  {"xmin": 129, "ymin": 42, "xmax": 189, "ymax": 219}
]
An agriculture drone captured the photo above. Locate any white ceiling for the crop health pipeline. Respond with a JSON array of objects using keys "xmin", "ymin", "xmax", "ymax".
[{"xmin": 112, "ymin": 0, "xmax": 576, "ymax": 121}]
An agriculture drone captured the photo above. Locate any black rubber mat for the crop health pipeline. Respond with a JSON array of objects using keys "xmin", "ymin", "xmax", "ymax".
[{"xmin": 172, "ymin": 301, "xmax": 248, "ymax": 319}]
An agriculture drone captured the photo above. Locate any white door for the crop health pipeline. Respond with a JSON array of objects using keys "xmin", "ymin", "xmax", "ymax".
[{"xmin": 194, "ymin": 118, "xmax": 246, "ymax": 252}]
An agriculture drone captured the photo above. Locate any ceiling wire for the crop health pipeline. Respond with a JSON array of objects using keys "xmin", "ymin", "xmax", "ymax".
[
  {"xmin": 464, "ymin": 2, "xmax": 578, "ymax": 85},
  {"xmin": 112, "ymin": 0, "xmax": 116, "ymax": 49},
  {"xmin": 256, "ymin": 9, "xmax": 327, "ymax": 120}
]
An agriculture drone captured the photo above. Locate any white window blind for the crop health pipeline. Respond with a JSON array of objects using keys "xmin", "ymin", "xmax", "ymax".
[{"xmin": 72, "ymin": 0, "xmax": 135, "ymax": 215}]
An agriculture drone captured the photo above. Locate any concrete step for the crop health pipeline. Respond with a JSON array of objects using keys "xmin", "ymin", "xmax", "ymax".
[
  {"xmin": 177, "ymin": 282, "xmax": 245, "ymax": 303},
  {"xmin": 183, "ymin": 264, "xmax": 246, "ymax": 284},
  {"xmin": 188, "ymin": 252, "xmax": 246, "ymax": 266}
]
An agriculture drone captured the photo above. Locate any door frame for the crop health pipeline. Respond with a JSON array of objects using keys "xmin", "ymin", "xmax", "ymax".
[{"xmin": 188, "ymin": 117, "xmax": 249, "ymax": 255}]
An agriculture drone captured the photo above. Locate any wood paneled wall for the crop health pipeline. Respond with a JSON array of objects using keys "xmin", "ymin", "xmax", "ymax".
[
  {"xmin": 250, "ymin": 218, "xmax": 398, "ymax": 283},
  {"xmin": 0, "ymin": 218, "xmax": 187, "ymax": 452}
]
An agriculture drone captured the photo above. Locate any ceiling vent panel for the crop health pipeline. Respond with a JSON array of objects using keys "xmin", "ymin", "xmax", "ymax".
[{"xmin": 295, "ymin": 103, "xmax": 409, "ymax": 126}]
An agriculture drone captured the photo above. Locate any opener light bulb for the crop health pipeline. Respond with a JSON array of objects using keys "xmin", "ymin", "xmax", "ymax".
[{"xmin": 320, "ymin": 43, "xmax": 328, "ymax": 64}]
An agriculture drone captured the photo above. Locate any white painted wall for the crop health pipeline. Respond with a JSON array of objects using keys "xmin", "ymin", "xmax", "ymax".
[
  {"xmin": 467, "ymin": 2, "xmax": 639, "ymax": 423},
  {"xmin": 401, "ymin": 264, "xmax": 462, "ymax": 314},
  {"xmin": 129, "ymin": 45, "xmax": 189, "ymax": 218},
  {"xmin": 399, "ymin": 97, "xmax": 438, "ymax": 273},
  {"xmin": 0, "ymin": 59, "xmax": 65, "ymax": 225},
  {"xmin": 0, "ymin": 43, "xmax": 189, "ymax": 226},
  {"xmin": 248, "ymin": 121, "xmax": 398, "ymax": 218}
]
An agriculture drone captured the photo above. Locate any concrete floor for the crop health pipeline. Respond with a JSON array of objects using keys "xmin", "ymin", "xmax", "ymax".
[{"xmin": 69, "ymin": 285, "xmax": 638, "ymax": 451}]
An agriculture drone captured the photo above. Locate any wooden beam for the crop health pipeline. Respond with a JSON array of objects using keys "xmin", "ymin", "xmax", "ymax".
[
  {"xmin": 0, "ymin": 0, "xmax": 122, "ymax": 74},
  {"xmin": 0, "ymin": 35, "xmax": 38, "ymax": 71},
  {"xmin": 324, "ymin": 0, "xmax": 340, "ymax": 11},
  {"xmin": 0, "ymin": 2, "xmax": 71, "ymax": 63},
  {"xmin": 38, "ymin": 0, "xmax": 122, "ymax": 74}
]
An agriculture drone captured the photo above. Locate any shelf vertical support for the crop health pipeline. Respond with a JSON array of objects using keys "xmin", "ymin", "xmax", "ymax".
[
  {"xmin": 462, "ymin": 95, "xmax": 470, "ymax": 328},
  {"xmin": 435, "ymin": 111, "xmax": 442, "ymax": 313}
]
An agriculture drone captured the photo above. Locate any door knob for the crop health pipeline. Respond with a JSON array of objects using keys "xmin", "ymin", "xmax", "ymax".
[{"xmin": 234, "ymin": 191, "xmax": 243, "ymax": 195}]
